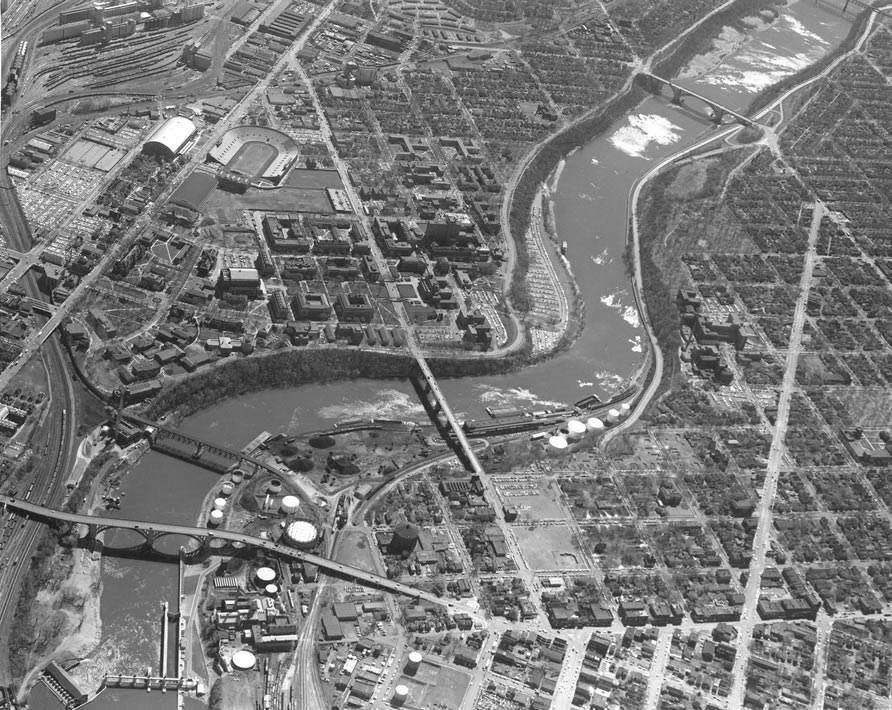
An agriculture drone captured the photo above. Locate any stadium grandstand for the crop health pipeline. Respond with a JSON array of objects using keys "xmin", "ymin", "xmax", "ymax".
[
  {"xmin": 207, "ymin": 125, "xmax": 299, "ymax": 183},
  {"xmin": 142, "ymin": 116, "xmax": 197, "ymax": 159}
]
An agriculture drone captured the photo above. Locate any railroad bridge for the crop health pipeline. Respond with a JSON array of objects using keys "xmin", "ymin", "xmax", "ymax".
[{"xmin": 637, "ymin": 73, "xmax": 755, "ymax": 126}]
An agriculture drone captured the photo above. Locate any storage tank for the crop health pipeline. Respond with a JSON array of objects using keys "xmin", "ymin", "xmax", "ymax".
[
  {"xmin": 231, "ymin": 650, "xmax": 256, "ymax": 671},
  {"xmin": 267, "ymin": 478, "xmax": 283, "ymax": 495},
  {"xmin": 230, "ymin": 469, "xmax": 245, "ymax": 484},
  {"xmin": 255, "ymin": 566, "xmax": 276, "ymax": 585},
  {"xmin": 280, "ymin": 495, "xmax": 300, "ymax": 514},
  {"xmin": 282, "ymin": 520, "xmax": 320, "ymax": 549},
  {"xmin": 264, "ymin": 583, "xmax": 279, "ymax": 596},
  {"xmin": 220, "ymin": 481, "xmax": 235, "ymax": 497},
  {"xmin": 388, "ymin": 522, "xmax": 420, "ymax": 555},
  {"xmin": 213, "ymin": 497, "xmax": 227, "ymax": 511},
  {"xmin": 392, "ymin": 684, "xmax": 409, "ymax": 706},
  {"xmin": 619, "ymin": 402, "xmax": 631, "ymax": 418},
  {"xmin": 405, "ymin": 650, "xmax": 423, "ymax": 673},
  {"xmin": 606, "ymin": 408, "xmax": 620, "ymax": 424},
  {"xmin": 207, "ymin": 509, "xmax": 224, "ymax": 527},
  {"xmin": 548, "ymin": 435, "xmax": 568, "ymax": 451},
  {"xmin": 586, "ymin": 417, "xmax": 605, "ymax": 432},
  {"xmin": 567, "ymin": 420, "xmax": 587, "ymax": 440}
]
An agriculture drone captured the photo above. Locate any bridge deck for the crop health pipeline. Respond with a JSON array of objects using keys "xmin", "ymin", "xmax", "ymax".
[
  {"xmin": 641, "ymin": 73, "xmax": 753, "ymax": 123},
  {"xmin": 0, "ymin": 496, "xmax": 478, "ymax": 614},
  {"xmin": 409, "ymin": 346, "xmax": 485, "ymax": 476}
]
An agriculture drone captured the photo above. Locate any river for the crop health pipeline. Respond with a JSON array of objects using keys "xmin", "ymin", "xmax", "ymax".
[{"xmin": 61, "ymin": 0, "xmax": 852, "ymax": 705}]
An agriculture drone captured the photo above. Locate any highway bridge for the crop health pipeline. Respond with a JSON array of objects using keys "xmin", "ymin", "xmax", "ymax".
[
  {"xmin": 407, "ymin": 346, "xmax": 485, "ymax": 476},
  {"xmin": 0, "ymin": 496, "xmax": 480, "ymax": 615},
  {"xmin": 637, "ymin": 73, "xmax": 755, "ymax": 126}
]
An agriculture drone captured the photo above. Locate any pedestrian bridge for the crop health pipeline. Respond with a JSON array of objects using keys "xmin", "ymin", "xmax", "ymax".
[{"xmin": 637, "ymin": 73, "xmax": 755, "ymax": 126}]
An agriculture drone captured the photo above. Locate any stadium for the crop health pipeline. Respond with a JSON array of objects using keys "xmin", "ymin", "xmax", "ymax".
[{"xmin": 207, "ymin": 126, "xmax": 299, "ymax": 184}]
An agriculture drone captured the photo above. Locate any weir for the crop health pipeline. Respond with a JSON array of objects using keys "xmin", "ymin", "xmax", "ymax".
[
  {"xmin": 160, "ymin": 602, "xmax": 169, "ymax": 683},
  {"xmin": 101, "ymin": 675, "xmax": 194, "ymax": 691}
]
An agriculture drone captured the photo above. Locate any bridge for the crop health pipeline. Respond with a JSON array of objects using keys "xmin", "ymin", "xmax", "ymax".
[
  {"xmin": 637, "ymin": 73, "xmax": 755, "ymax": 126},
  {"xmin": 0, "ymin": 496, "xmax": 480, "ymax": 615},
  {"xmin": 125, "ymin": 414, "xmax": 292, "ymax": 481},
  {"xmin": 406, "ymin": 343, "xmax": 485, "ymax": 476}
]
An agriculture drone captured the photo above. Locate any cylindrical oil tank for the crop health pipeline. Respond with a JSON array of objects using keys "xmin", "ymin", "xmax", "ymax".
[
  {"xmin": 567, "ymin": 420, "xmax": 587, "ymax": 440},
  {"xmin": 586, "ymin": 417, "xmax": 604, "ymax": 432},
  {"xmin": 281, "ymin": 495, "xmax": 300, "ymax": 514}
]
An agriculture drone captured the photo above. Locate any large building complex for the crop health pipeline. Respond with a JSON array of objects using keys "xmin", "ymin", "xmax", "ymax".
[
  {"xmin": 143, "ymin": 116, "xmax": 198, "ymax": 159},
  {"xmin": 207, "ymin": 126, "xmax": 299, "ymax": 182}
]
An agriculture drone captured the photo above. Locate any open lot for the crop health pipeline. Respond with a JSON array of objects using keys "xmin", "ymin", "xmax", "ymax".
[
  {"xmin": 203, "ymin": 185, "xmax": 332, "ymax": 219},
  {"xmin": 514, "ymin": 524, "xmax": 585, "ymax": 570},
  {"xmin": 286, "ymin": 168, "xmax": 344, "ymax": 189},
  {"xmin": 398, "ymin": 661, "xmax": 470, "ymax": 709},
  {"xmin": 333, "ymin": 530, "xmax": 379, "ymax": 574}
]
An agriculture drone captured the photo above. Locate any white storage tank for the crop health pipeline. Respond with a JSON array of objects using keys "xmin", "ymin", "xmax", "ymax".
[
  {"xmin": 619, "ymin": 402, "xmax": 631, "ymax": 418},
  {"xmin": 548, "ymin": 435, "xmax": 568, "ymax": 451},
  {"xmin": 213, "ymin": 497, "xmax": 227, "ymax": 511},
  {"xmin": 280, "ymin": 495, "xmax": 300, "ymax": 514},
  {"xmin": 207, "ymin": 509, "xmax": 224, "ymax": 527},
  {"xmin": 230, "ymin": 469, "xmax": 245, "ymax": 484},
  {"xmin": 264, "ymin": 583, "xmax": 279, "ymax": 596},
  {"xmin": 267, "ymin": 478, "xmax": 283, "ymax": 495},
  {"xmin": 406, "ymin": 651, "xmax": 423, "ymax": 673},
  {"xmin": 255, "ymin": 566, "xmax": 276, "ymax": 585},
  {"xmin": 231, "ymin": 650, "xmax": 256, "ymax": 671},
  {"xmin": 393, "ymin": 684, "xmax": 409, "ymax": 706},
  {"xmin": 220, "ymin": 481, "xmax": 235, "ymax": 497},
  {"xmin": 606, "ymin": 408, "xmax": 620, "ymax": 424},
  {"xmin": 586, "ymin": 417, "xmax": 605, "ymax": 432},
  {"xmin": 567, "ymin": 420, "xmax": 587, "ymax": 440}
]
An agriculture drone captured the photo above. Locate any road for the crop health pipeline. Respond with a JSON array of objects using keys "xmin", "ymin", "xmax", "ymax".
[
  {"xmin": 0, "ymin": 494, "xmax": 484, "ymax": 616},
  {"xmin": 643, "ymin": 628, "xmax": 673, "ymax": 710},
  {"xmin": 726, "ymin": 201, "xmax": 825, "ymax": 707}
]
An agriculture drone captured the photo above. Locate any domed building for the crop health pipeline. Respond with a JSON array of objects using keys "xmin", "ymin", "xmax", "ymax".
[{"xmin": 388, "ymin": 522, "xmax": 420, "ymax": 555}]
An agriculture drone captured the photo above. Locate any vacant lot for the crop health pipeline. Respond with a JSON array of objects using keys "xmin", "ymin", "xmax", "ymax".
[{"xmin": 514, "ymin": 524, "xmax": 585, "ymax": 570}]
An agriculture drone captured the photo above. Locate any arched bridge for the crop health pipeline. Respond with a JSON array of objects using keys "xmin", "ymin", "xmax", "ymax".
[
  {"xmin": 637, "ymin": 73, "xmax": 755, "ymax": 126},
  {"xmin": 0, "ymin": 496, "xmax": 480, "ymax": 614}
]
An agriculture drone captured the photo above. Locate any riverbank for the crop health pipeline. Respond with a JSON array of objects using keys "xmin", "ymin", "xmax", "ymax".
[{"xmin": 746, "ymin": 0, "xmax": 876, "ymax": 114}]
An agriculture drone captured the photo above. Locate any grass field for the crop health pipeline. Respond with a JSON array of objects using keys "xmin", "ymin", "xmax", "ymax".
[
  {"xmin": 228, "ymin": 141, "xmax": 278, "ymax": 178},
  {"xmin": 398, "ymin": 662, "xmax": 470, "ymax": 709},
  {"xmin": 204, "ymin": 185, "xmax": 332, "ymax": 220},
  {"xmin": 514, "ymin": 524, "xmax": 585, "ymax": 569},
  {"xmin": 286, "ymin": 168, "xmax": 344, "ymax": 189},
  {"xmin": 334, "ymin": 531, "xmax": 379, "ymax": 573}
]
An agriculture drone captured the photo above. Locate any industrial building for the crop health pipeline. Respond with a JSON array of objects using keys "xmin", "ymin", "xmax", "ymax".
[{"xmin": 143, "ymin": 116, "xmax": 197, "ymax": 159}]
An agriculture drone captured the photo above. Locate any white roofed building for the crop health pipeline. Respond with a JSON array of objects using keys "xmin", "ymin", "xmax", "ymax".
[{"xmin": 143, "ymin": 116, "xmax": 197, "ymax": 159}]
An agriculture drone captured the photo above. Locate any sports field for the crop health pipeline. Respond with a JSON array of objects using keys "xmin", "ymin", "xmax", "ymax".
[{"xmin": 227, "ymin": 141, "xmax": 278, "ymax": 178}]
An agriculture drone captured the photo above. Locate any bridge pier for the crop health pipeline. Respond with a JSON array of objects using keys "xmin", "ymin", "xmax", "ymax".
[
  {"xmin": 671, "ymin": 86, "xmax": 684, "ymax": 104},
  {"xmin": 711, "ymin": 107, "xmax": 726, "ymax": 125}
]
